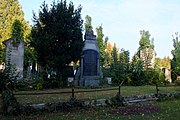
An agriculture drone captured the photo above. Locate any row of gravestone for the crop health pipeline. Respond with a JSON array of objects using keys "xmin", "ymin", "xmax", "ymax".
[{"xmin": 2, "ymin": 28, "xmax": 104, "ymax": 87}]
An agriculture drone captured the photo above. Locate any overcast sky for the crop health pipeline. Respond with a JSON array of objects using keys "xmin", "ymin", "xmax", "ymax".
[{"xmin": 19, "ymin": 0, "xmax": 180, "ymax": 59}]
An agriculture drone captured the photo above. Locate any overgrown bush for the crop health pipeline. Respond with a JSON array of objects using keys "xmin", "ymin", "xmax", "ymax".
[
  {"xmin": 14, "ymin": 80, "xmax": 34, "ymax": 91},
  {"xmin": 43, "ymin": 75, "xmax": 62, "ymax": 89},
  {"xmin": 174, "ymin": 80, "xmax": 180, "ymax": 86},
  {"xmin": 109, "ymin": 94, "xmax": 126, "ymax": 106},
  {"xmin": 0, "ymin": 64, "xmax": 20, "ymax": 115},
  {"xmin": 33, "ymin": 74, "xmax": 44, "ymax": 90}
]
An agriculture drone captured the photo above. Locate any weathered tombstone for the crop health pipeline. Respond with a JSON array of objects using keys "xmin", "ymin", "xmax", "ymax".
[
  {"xmin": 3, "ymin": 38, "xmax": 26, "ymax": 79},
  {"xmin": 75, "ymin": 28, "xmax": 101, "ymax": 86},
  {"xmin": 68, "ymin": 77, "xmax": 74, "ymax": 86},
  {"xmin": 162, "ymin": 67, "xmax": 172, "ymax": 83},
  {"xmin": 106, "ymin": 77, "xmax": 112, "ymax": 84}
]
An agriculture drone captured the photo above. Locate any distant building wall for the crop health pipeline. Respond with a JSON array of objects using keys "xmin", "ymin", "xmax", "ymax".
[{"xmin": 161, "ymin": 67, "xmax": 172, "ymax": 83}]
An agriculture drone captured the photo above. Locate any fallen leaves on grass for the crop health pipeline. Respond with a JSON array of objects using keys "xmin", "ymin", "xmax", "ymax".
[{"xmin": 109, "ymin": 105, "xmax": 160, "ymax": 115}]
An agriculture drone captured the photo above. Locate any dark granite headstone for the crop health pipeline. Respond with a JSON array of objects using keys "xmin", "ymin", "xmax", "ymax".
[
  {"xmin": 74, "ymin": 28, "xmax": 102, "ymax": 86},
  {"xmin": 83, "ymin": 50, "xmax": 98, "ymax": 76}
]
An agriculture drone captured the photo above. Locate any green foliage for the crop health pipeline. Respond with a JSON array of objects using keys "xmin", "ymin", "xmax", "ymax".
[
  {"xmin": 96, "ymin": 25, "xmax": 107, "ymax": 66},
  {"xmin": 31, "ymin": 0, "xmax": 83, "ymax": 74},
  {"xmin": 110, "ymin": 94, "xmax": 125, "ymax": 106},
  {"xmin": 14, "ymin": 80, "xmax": 33, "ymax": 91},
  {"xmin": 130, "ymin": 55, "xmax": 145, "ymax": 86},
  {"xmin": 108, "ymin": 48, "xmax": 131, "ymax": 85},
  {"xmin": 24, "ymin": 46, "xmax": 36, "ymax": 69},
  {"xmin": 156, "ymin": 57, "xmax": 171, "ymax": 68},
  {"xmin": 139, "ymin": 30, "xmax": 154, "ymax": 50},
  {"xmin": 111, "ymin": 43, "xmax": 118, "ymax": 64},
  {"xmin": 11, "ymin": 20, "xmax": 24, "ymax": 41},
  {"xmin": 43, "ymin": 75, "xmax": 62, "ymax": 89},
  {"xmin": 0, "ymin": 65, "xmax": 17, "ymax": 93},
  {"xmin": 34, "ymin": 74, "xmax": 44, "ymax": 90},
  {"xmin": 85, "ymin": 16, "xmax": 109, "ymax": 67},
  {"xmin": 171, "ymin": 32, "xmax": 180, "ymax": 81},
  {"xmin": 85, "ymin": 15, "xmax": 92, "ymax": 31},
  {"xmin": 0, "ymin": 62, "xmax": 19, "ymax": 115},
  {"xmin": 174, "ymin": 80, "xmax": 180, "ymax": 86},
  {"xmin": 158, "ymin": 70, "xmax": 165, "ymax": 84},
  {"xmin": 138, "ymin": 30, "xmax": 155, "ymax": 69},
  {"xmin": 0, "ymin": 0, "xmax": 30, "ymax": 61},
  {"xmin": 0, "ymin": 43, "xmax": 4, "ymax": 64}
]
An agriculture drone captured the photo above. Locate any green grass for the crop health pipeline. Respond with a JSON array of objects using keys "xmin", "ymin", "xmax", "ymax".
[
  {"xmin": 1, "ymin": 99, "xmax": 180, "ymax": 120},
  {"xmin": 44, "ymin": 99, "xmax": 180, "ymax": 120},
  {"xmin": 0, "ymin": 86, "xmax": 180, "ymax": 119},
  {"xmin": 13, "ymin": 86, "xmax": 180, "ymax": 104}
]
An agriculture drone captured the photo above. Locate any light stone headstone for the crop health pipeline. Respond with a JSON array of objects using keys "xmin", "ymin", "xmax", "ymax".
[{"xmin": 3, "ymin": 38, "xmax": 26, "ymax": 79}]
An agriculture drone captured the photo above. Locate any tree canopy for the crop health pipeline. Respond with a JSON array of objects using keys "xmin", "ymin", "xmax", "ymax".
[
  {"xmin": 139, "ymin": 30, "xmax": 154, "ymax": 50},
  {"xmin": 138, "ymin": 30, "xmax": 155, "ymax": 69},
  {"xmin": 85, "ymin": 15, "xmax": 92, "ymax": 31},
  {"xmin": 96, "ymin": 25, "xmax": 108, "ymax": 67},
  {"xmin": 171, "ymin": 32, "xmax": 180, "ymax": 80},
  {"xmin": 31, "ymin": 0, "xmax": 84, "ymax": 72},
  {"xmin": 0, "ymin": 0, "xmax": 30, "ymax": 63}
]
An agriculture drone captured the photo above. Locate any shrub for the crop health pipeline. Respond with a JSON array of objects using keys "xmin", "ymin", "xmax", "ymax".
[
  {"xmin": 33, "ymin": 74, "xmax": 44, "ymax": 90},
  {"xmin": 0, "ymin": 64, "xmax": 20, "ymax": 115},
  {"xmin": 43, "ymin": 76, "xmax": 62, "ymax": 89},
  {"xmin": 14, "ymin": 80, "xmax": 34, "ymax": 91},
  {"xmin": 174, "ymin": 80, "xmax": 180, "ymax": 86},
  {"xmin": 109, "ymin": 94, "xmax": 126, "ymax": 106}
]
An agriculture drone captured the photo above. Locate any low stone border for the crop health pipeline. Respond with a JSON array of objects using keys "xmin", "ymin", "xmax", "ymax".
[
  {"xmin": 1, "ymin": 92, "xmax": 180, "ymax": 115},
  {"xmin": 157, "ymin": 92, "xmax": 180, "ymax": 101}
]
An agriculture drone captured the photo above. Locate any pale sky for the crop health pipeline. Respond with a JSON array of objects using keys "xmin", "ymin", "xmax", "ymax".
[{"xmin": 19, "ymin": 0, "xmax": 180, "ymax": 59}]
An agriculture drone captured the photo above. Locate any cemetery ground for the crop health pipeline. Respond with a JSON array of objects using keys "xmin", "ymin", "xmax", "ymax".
[{"xmin": 0, "ymin": 85, "xmax": 180, "ymax": 119}]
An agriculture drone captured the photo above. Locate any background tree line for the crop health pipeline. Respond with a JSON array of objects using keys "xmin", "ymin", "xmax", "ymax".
[
  {"xmin": 85, "ymin": 16, "xmax": 176, "ymax": 86},
  {"xmin": 0, "ymin": 0, "xmax": 180, "ymax": 89}
]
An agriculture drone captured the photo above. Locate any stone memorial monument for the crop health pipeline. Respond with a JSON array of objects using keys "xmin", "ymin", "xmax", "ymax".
[
  {"xmin": 75, "ymin": 28, "xmax": 101, "ymax": 86},
  {"xmin": 3, "ymin": 37, "xmax": 26, "ymax": 79}
]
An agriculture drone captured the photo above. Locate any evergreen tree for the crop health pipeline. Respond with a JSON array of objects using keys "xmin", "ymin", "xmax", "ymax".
[
  {"xmin": 103, "ymin": 37, "xmax": 112, "ymax": 67},
  {"xmin": 85, "ymin": 15, "xmax": 92, "ymax": 31},
  {"xmin": 11, "ymin": 20, "xmax": 24, "ymax": 42},
  {"xmin": 111, "ymin": 43, "xmax": 118, "ymax": 64},
  {"xmin": 118, "ymin": 49, "xmax": 131, "ymax": 85},
  {"xmin": 96, "ymin": 25, "xmax": 107, "ymax": 66},
  {"xmin": 31, "ymin": 0, "xmax": 83, "ymax": 76},
  {"xmin": 171, "ymin": 32, "xmax": 180, "ymax": 81},
  {"xmin": 139, "ymin": 30, "xmax": 154, "ymax": 50},
  {"xmin": 109, "ymin": 43, "xmax": 118, "ymax": 84},
  {"xmin": 130, "ymin": 55, "xmax": 145, "ymax": 85},
  {"xmin": 105, "ymin": 41, "xmax": 113, "ymax": 66},
  {"xmin": 138, "ymin": 30, "xmax": 155, "ymax": 69},
  {"xmin": 0, "ymin": 0, "xmax": 30, "ymax": 63}
]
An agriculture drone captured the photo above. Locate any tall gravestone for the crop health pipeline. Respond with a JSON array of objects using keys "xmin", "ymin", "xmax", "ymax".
[
  {"xmin": 3, "ymin": 38, "xmax": 26, "ymax": 79},
  {"xmin": 75, "ymin": 29, "xmax": 101, "ymax": 86}
]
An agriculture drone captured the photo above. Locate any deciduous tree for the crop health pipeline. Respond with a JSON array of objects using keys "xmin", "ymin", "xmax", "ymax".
[
  {"xmin": 85, "ymin": 15, "xmax": 92, "ymax": 31},
  {"xmin": 96, "ymin": 25, "xmax": 108, "ymax": 67},
  {"xmin": 0, "ymin": 0, "xmax": 30, "ymax": 63},
  {"xmin": 171, "ymin": 32, "xmax": 180, "ymax": 81}
]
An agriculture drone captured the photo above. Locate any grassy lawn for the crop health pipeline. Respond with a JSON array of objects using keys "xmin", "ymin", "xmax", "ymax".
[
  {"xmin": 1, "ymin": 99, "xmax": 180, "ymax": 120},
  {"xmin": 13, "ymin": 86, "xmax": 180, "ymax": 104},
  {"xmin": 34, "ymin": 99, "xmax": 180, "ymax": 120},
  {"xmin": 0, "ymin": 86, "xmax": 180, "ymax": 119}
]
